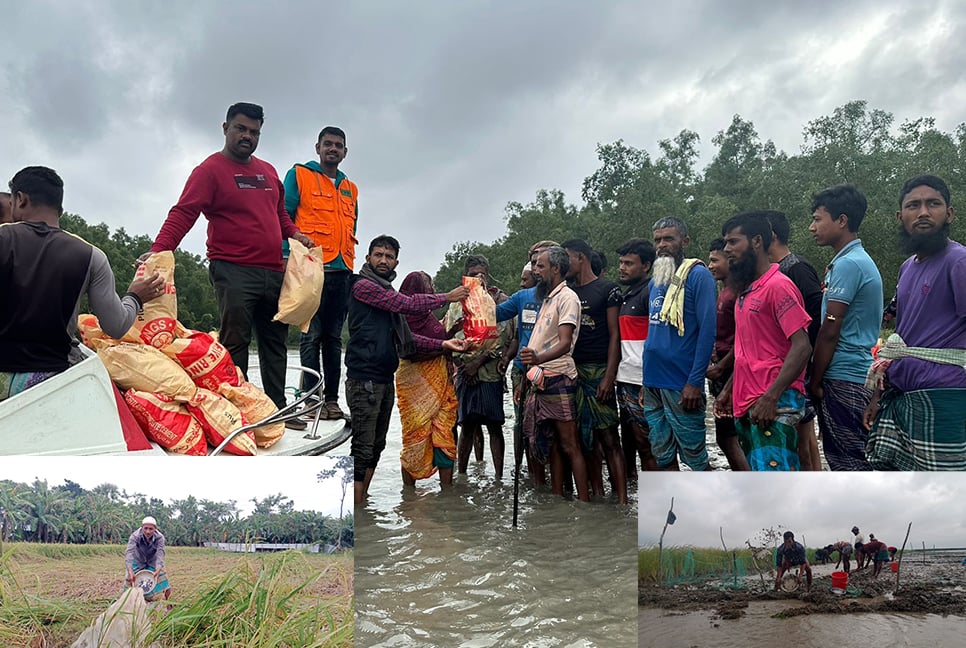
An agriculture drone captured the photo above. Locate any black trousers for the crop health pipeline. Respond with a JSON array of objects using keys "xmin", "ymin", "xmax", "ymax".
[
  {"xmin": 299, "ymin": 270, "xmax": 350, "ymax": 401},
  {"xmin": 209, "ymin": 259, "xmax": 289, "ymax": 409},
  {"xmin": 346, "ymin": 377, "xmax": 395, "ymax": 481}
]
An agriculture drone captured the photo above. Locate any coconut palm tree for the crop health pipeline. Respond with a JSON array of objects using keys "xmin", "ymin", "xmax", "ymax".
[
  {"xmin": 23, "ymin": 479, "xmax": 69, "ymax": 543},
  {"xmin": 0, "ymin": 480, "xmax": 28, "ymax": 544}
]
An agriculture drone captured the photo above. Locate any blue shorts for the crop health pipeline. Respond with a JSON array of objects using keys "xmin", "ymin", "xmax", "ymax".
[{"xmin": 643, "ymin": 386, "xmax": 708, "ymax": 470}]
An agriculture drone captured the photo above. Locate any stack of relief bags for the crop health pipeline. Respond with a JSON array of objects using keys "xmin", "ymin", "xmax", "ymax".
[{"xmin": 77, "ymin": 252, "xmax": 285, "ymax": 455}]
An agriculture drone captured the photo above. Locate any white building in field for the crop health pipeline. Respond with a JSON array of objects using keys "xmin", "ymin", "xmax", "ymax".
[{"xmin": 204, "ymin": 542, "xmax": 330, "ymax": 553}]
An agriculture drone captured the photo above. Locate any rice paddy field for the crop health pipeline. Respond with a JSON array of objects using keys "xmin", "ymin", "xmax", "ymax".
[{"xmin": 0, "ymin": 542, "xmax": 352, "ymax": 647}]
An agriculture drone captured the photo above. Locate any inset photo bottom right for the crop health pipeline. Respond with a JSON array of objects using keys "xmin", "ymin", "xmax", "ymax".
[{"xmin": 638, "ymin": 472, "xmax": 966, "ymax": 648}]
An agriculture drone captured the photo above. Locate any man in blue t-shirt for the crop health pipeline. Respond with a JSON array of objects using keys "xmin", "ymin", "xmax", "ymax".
[
  {"xmin": 642, "ymin": 217, "xmax": 717, "ymax": 471},
  {"xmin": 807, "ymin": 184, "xmax": 882, "ymax": 471},
  {"xmin": 775, "ymin": 531, "xmax": 812, "ymax": 593}
]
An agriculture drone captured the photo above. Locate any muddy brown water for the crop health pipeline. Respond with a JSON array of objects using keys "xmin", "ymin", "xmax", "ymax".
[
  {"xmin": 354, "ymin": 388, "xmax": 638, "ymax": 647},
  {"xmin": 640, "ymin": 604, "xmax": 965, "ymax": 648},
  {"xmin": 639, "ymin": 553, "xmax": 966, "ymax": 647}
]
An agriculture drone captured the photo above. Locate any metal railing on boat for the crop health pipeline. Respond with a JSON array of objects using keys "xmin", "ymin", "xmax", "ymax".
[{"xmin": 209, "ymin": 366, "xmax": 351, "ymax": 456}]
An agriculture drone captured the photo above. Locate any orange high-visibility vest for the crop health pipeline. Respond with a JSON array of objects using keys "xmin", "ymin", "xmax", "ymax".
[{"xmin": 293, "ymin": 165, "xmax": 359, "ymax": 270}]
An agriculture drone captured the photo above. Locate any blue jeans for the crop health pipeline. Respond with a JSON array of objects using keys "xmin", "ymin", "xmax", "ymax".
[{"xmin": 299, "ymin": 270, "xmax": 350, "ymax": 401}]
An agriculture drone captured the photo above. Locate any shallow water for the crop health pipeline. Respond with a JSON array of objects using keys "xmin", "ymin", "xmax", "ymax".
[
  {"xmin": 639, "ymin": 603, "xmax": 966, "ymax": 648},
  {"xmin": 355, "ymin": 388, "xmax": 638, "ymax": 647}
]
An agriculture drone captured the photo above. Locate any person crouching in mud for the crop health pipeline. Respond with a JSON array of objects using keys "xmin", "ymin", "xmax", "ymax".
[
  {"xmin": 125, "ymin": 516, "xmax": 171, "ymax": 603},
  {"xmin": 775, "ymin": 530, "xmax": 812, "ymax": 593}
]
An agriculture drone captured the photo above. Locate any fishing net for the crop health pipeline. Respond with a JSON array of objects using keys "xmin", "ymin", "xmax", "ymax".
[{"xmin": 647, "ymin": 547, "xmax": 752, "ymax": 589}]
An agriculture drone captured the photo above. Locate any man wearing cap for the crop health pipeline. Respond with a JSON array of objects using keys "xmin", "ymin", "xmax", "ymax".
[
  {"xmin": 125, "ymin": 516, "xmax": 171, "ymax": 602},
  {"xmin": 774, "ymin": 530, "xmax": 812, "ymax": 593}
]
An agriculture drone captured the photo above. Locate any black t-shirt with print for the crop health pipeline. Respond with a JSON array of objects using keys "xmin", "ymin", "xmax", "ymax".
[{"xmin": 571, "ymin": 277, "xmax": 622, "ymax": 364}]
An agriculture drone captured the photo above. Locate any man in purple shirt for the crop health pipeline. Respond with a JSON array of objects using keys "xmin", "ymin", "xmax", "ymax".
[
  {"xmin": 345, "ymin": 235, "xmax": 470, "ymax": 504},
  {"xmin": 865, "ymin": 175, "xmax": 966, "ymax": 470}
]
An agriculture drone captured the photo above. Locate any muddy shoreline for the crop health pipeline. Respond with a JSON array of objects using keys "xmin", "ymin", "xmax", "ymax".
[{"xmin": 639, "ymin": 560, "xmax": 966, "ymax": 619}]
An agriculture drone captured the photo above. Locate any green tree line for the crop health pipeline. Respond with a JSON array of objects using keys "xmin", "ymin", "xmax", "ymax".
[
  {"xmin": 60, "ymin": 214, "xmax": 222, "ymax": 335},
  {"xmin": 433, "ymin": 100, "xmax": 966, "ymax": 301},
  {"xmin": 0, "ymin": 477, "xmax": 352, "ymax": 549},
  {"xmin": 60, "ymin": 100, "xmax": 966, "ymax": 338},
  {"xmin": 59, "ymin": 215, "xmax": 310, "ymax": 345}
]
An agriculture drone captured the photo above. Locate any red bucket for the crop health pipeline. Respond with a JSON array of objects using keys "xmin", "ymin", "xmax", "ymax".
[
  {"xmin": 831, "ymin": 571, "xmax": 849, "ymax": 589},
  {"xmin": 891, "ymin": 561, "xmax": 899, "ymax": 573}
]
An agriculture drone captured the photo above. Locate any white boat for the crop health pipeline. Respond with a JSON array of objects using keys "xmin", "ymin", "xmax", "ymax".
[{"xmin": 0, "ymin": 345, "xmax": 349, "ymax": 456}]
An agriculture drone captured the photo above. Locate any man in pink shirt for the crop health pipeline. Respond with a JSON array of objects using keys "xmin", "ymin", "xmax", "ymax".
[
  {"xmin": 714, "ymin": 212, "xmax": 812, "ymax": 470},
  {"xmin": 145, "ymin": 103, "xmax": 313, "ymax": 424}
]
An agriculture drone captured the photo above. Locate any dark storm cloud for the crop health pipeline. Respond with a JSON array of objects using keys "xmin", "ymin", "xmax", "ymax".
[
  {"xmin": 8, "ymin": 49, "xmax": 117, "ymax": 145},
  {"xmin": 4, "ymin": 0, "xmax": 966, "ymax": 276}
]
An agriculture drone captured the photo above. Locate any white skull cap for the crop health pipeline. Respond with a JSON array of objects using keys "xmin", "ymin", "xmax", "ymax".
[{"xmin": 142, "ymin": 516, "xmax": 158, "ymax": 526}]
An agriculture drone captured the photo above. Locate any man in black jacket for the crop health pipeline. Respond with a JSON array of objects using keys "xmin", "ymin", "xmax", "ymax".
[{"xmin": 346, "ymin": 235, "xmax": 469, "ymax": 504}]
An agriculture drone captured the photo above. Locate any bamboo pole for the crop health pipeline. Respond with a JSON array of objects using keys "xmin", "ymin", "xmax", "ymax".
[
  {"xmin": 658, "ymin": 497, "xmax": 674, "ymax": 586},
  {"xmin": 720, "ymin": 527, "xmax": 737, "ymax": 587},
  {"xmin": 894, "ymin": 521, "xmax": 912, "ymax": 593}
]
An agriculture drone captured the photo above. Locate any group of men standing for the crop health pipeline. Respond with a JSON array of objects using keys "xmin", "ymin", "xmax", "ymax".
[
  {"xmin": 3, "ymin": 100, "xmax": 963, "ymax": 488},
  {"xmin": 609, "ymin": 177, "xmax": 964, "ymax": 473},
  {"xmin": 497, "ymin": 173, "xmax": 963, "ymax": 482}
]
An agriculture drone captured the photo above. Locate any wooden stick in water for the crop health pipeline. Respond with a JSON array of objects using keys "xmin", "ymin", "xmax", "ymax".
[{"xmin": 895, "ymin": 521, "xmax": 912, "ymax": 593}]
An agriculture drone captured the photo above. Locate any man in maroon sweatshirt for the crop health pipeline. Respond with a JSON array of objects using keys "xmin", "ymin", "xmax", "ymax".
[{"xmin": 147, "ymin": 103, "xmax": 313, "ymax": 424}]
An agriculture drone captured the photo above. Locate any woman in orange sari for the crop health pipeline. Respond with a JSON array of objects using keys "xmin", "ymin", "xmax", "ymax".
[{"xmin": 396, "ymin": 272, "xmax": 459, "ymax": 488}]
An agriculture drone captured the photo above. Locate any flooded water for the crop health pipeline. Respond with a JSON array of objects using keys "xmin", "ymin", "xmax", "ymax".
[
  {"xmin": 639, "ymin": 551, "xmax": 966, "ymax": 647},
  {"xmin": 639, "ymin": 604, "xmax": 965, "ymax": 647},
  {"xmin": 354, "ymin": 388, "xmax": 638, "ymax": 647}
]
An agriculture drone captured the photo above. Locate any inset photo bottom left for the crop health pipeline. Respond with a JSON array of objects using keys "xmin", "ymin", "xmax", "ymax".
[{"xmin": 0, "ymin": 455, "xmax": 352, "ymax": 648}]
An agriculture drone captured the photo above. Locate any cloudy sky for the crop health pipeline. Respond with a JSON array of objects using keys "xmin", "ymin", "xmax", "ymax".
[
  {"xmin": 639, "ymin": 473, "xmax": 966, "ymax": 550},
  {"xmin": 0, "ymin": 456, "xmax": 350, "ymax": 517},
  {"xmin": 2, "ymin": 1, "xmax": 965, "ymax": 279}
]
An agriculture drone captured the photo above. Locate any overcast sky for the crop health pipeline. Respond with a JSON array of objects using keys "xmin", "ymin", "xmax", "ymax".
[
  {"xmin": 639, "ymin": 473, "xmax": 966, "ymax": 550},
  {"xmin": 0, "ymin": 456, "xmax": 349, "ymax": 518},
  {"xmin": 3, "ymin": 1, "xmax": 965, "ymax": 280}
]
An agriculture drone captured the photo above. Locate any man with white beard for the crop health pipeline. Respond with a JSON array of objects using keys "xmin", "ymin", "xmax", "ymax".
[{"xmin": 641, "ymin": 217, "xmax": 717, "ymax": 470}]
